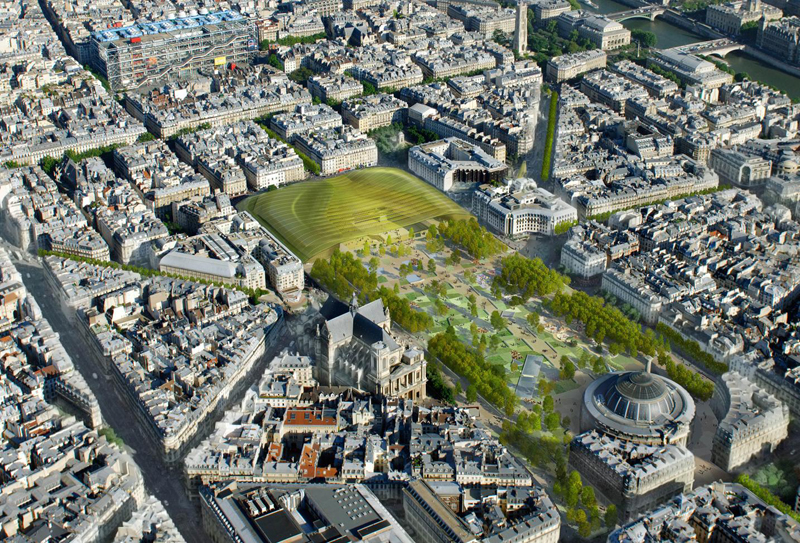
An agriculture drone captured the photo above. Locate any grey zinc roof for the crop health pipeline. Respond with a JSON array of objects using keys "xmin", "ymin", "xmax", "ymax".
[{"xmin": 159, "ymin": 251, "xmax": 237, "ymax": 279}]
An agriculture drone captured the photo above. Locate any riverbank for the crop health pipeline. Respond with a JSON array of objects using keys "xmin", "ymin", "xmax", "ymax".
[{"xmin": 589, "ymin": 0, "xmax": 800, "ymax": 98}]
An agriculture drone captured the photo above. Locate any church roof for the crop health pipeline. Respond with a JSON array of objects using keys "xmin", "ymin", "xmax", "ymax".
[{"xmin": 320, "ymin": 295, "xmax": 398, "ymax": 350}]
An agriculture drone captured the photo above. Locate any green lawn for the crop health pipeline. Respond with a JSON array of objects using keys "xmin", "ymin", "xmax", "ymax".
[{"xmin": 237, "ymin": 167, "xmax": 470, "ymax": 261}]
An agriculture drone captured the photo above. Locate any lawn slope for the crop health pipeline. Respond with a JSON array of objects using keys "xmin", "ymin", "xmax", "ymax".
[{"xmin": 238, "ymin": 167, "xmax": 470, "ymax": 261}]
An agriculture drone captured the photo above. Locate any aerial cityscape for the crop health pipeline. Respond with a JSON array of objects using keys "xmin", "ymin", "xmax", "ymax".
[{"xmin": 3, "ymin": 0, "xmax": 800, "ymax": 540}]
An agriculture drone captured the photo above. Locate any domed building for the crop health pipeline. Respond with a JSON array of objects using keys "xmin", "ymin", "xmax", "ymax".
[{"xmin": 581, "ymin": 366, "xmax": 695, "ymax": 446}]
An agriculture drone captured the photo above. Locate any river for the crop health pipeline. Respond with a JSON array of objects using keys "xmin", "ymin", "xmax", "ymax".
[{"xmin": 586, "ymin": 0, "xmax": 800, "ymax": 98}]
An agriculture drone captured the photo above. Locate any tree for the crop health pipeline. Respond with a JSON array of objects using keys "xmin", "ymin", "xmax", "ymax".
[
  {"xmin": 581, "ymin": 486, "xmax": 596, "ymax": 508},
  {"xmin": 560, "ymin": 360, "xmax": 576, "ymax": 380},
  {"xmin": 379, "ymin": 245, "xmax": 386, "ymax": 256},
  {"xmin": 448, "ymin": 251, "xmax": 461, "ymax": 267},
  {"xmin": 363, "ymin": 240, "xmax": 371, "ymax": 255},
  {"xmin": 453, "ymin": 381, "xmax": 462, "ymax": 397},
  {"xmin": 39, "ymin": 156, "xmax": 60, "ymax": 176},
  {"xmin": 368, "ymin": 257, "xmax": 380, "ymax": 274},
  {"xmin": 543, "ymin": 395, "xmax": 554, "ymax": 413},
  {"xmin": 511, "ymin": 361, "xmax": 519, "ymax": 373},
  {"xmin": 631, "ymin": 29, "xmax": 657, "ymax": 47},
  {"xmin": 527, "ymin": 311, "xmax": 540, "ymax": 328},
  {"xmin": 466, "ymin": 384, "xmax": 478, "ymax": 402},
  {"xmin": 605, "ymin": 505, "xmax": 618, "ymax": 528},
  {"xmin": 267, "ymin": 53, "xmax": 283, "ymax": 70},
  {"xmin": 567, "ymin": 507, "xmax": 587, "ymax": 524},
  {"xmin": 566, "ymin": 471, "xmax": 582, "ymax": 507},
  {"xmin": 545, "ymin": 412, "xmax": 560, "ymax": 432},
  {"xmin": 437, "ymin": 218, "xmax": 505, "ymax": 259},
  {"xmin": 408, "ymin": 227, "xmax": 415, "ymax": 240},
  {"xmin": 490, "ymin": 311, "xmax": 506, "ymax": 330},
  {"xmin": 386, "ymin": 234, "xmax": 393, "ymax": 245},
  {"xmin": 426, "ymin": 363, "xmax": 455, "ymax": 404},
  {"xmin": 428, "ymin": 259, "xmax": 436, "ymax": 274},
  {"xmin": 578, "ymin": 521, "xmax": 592, "ymax": 538},
  {"xmin": 593, "ymin": 357, "xmax": 607, "ymax": 374}
]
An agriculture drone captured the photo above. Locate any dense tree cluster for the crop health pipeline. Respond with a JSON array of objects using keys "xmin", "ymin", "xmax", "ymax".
[
  {"xmin": 549, "ymin": 291, "xmax": 659, "ymax": 356},
  {"xmin": 379, "ymin": 287, "xmax": 434, "ymax": 333},
  {"xmin": 310, "ymin": 249, "xmax": 377, "ymax": 301},
  {"xmin": 260, "ymin": 33, "xmax": 325, "ymax": 49},
  {"xmin": 426, "ymin": 363, "xmax": 455, "ymax": 404},
  {"xmin": 310, "ymin": 249, "xmax": 433, "ymax": 332},
  {"xmin": 428, "ymin": 328, "xmax": 517, "ymax": 415},
  {"xmin": 494, "ymin": 254, "xmax": 568, "ymax": 300},
  {"xmin": 406, "ymin": 125, "xmax": 439, "ymax": 144},
  {"xmin": 659, "ymin": 351, "xmax": 714, "ymax": 401},
  {"xmin": 631, "ymin": 29, "xmax": 657, "ymax": 47},
  {"xmin": 500, "ymin": 417, "xmax": 566, "ymax": 473},
  {"xmin": 736, "ymin": 475, "xmax": 800, "ymax": 523},
  {"xmin": 656, "ymin": 323, "xmax": 728, "ymax": 375},
  {"xmin": 437, "ymin": 218, "xmax": 505, "ymax": 259},
  {"xmin": 527, "ymin": 21, "xmax": 595, "ymax": 66}
]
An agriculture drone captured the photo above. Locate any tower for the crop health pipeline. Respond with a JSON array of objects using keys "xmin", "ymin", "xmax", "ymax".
[{"xmin": 513, "ymin": 1, "xmax": 528, "ymax": 58}]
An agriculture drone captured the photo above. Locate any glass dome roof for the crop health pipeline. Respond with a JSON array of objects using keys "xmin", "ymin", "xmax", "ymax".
[{"xmin": 600, "ymin": 371, "xmax": 677, "ymax": 423}]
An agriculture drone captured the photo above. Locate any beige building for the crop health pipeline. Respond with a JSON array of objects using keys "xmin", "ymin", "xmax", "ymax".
[
  {"xmin": 159, "ymin": 251, "xmax": 266, "ymax": 290},
  {"xmin": 578, "ymin": 15, "xmax": 630, "ymax": 50},
  {"xmin": 546, "ymin": 49, "xmax": 607, "ymax": 82},
  {"xmin": 581, "ymin": 367, "xmax": 696, "ymax": 446},
  {"xmin": 710, "ymin": 147, "xmax": 772, "ymax": 187},
  {"xmin": 293, "ymin": 126, "xmax": 378, "ymax": 176},
  {"xmin": 403, "ymin": 479, "xmax": 561, "ymax": 543},
  {"xmin": 307, "ymin": 74, "xmax": 363, "ymax": 103},
  {"xmin": 706, "ymin": 0, "xmax": 781, "ymax": 35},
  {"xmin": 570, "ymin": 431, "xmax": 695, "ymax": 521},
  {"xmin": 711, "ymin": 371, "xmax": 789, "ymax": 472},
  {"xmin": 341, "ymin": 94, "xmax": 407, "ymax": 132}
]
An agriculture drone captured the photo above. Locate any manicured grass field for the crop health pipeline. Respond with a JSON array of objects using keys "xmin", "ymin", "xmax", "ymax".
[{"xmin": 238, "ymin": 167, "xmax": 471, "ymax": 261}]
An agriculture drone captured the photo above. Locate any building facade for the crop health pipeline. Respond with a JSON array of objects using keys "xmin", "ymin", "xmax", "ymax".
[
  {"xmin": 570, "ymin": 431, "xmax": 695, "ymax": 521},
  {"xmin": 472, "ymin": 178, "xmax": 578, "ymax": 236},
  {"xmin": 710, "ymin": 371, "xmax": 789, "ymax": 472},
  {"xmin": 89, "ymin": 11, "xmax": 256, "ymax": 91},
  {"xmin": 312, "ymin": 294, "xmax": 427, "ymax": 400}
]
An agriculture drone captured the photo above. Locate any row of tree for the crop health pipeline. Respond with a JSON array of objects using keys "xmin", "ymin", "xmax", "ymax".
[
  {"xmin": 436, "ymin": 219, "xmax": 505, "ymax": 260},
  {"xmin": 310, "ymin": 250, "xmax": 378, "ymax": 301},
  {"xmin": 426, "ymin": 362, "xmax": 456, "ymax": 404},
  {"xmin": 309, "ymin": 249, "xmax": 435, "ymax": 333},
  {"xmin": 494, "ymin": 253, "xmax": 568, "ymax": 300},
  {"xmin": 659, "ymin": 351, "xmax": 714, "ymax": 401},
  {"xmin": 548, "ymin": 290, "xmax": 661, "ymax": 357},
  {"xmin": 428, "ymin": 327, "xmax": 518, "ymax": 415},
  {"xmin": 656, "ymin": 323, "xmax": 728, "ymax": 375}
]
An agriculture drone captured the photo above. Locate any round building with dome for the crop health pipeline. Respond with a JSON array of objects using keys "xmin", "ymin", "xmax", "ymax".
[{"xmin": 581, "ymin": 367, "xmax": 696, "ymax": 446}]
